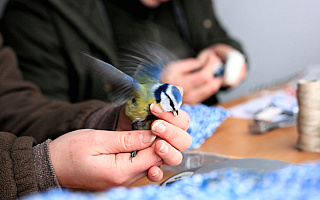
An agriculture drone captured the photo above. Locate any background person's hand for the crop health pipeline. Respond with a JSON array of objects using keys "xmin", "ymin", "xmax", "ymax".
[
  {"xmin": 161, "ymin": 56, "xmax": 223, "ymax": 105},
  {"xmin": 197, "ymin": 44, "xmax": 247, "ymax": 87}
]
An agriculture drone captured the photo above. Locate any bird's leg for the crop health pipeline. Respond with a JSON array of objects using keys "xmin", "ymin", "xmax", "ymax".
[
  {"xmin": 130, "ymin": 151, "xmax": 138, "ymax": 162},
  {"xmin": 132, "ymin": 119, "xmax": 146, "ymax": 130},
  {"xmin": 130, "ymin": 116, "xmax": 159, "ymax": 162},
  {"xmin": 130, "ymin": 118, "xmax": 148, "ymax": 162}
]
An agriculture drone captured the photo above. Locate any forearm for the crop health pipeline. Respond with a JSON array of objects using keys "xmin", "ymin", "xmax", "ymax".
[{"xmin": 0, "ymin": 78, "xmax": 108, "ymax": 142}]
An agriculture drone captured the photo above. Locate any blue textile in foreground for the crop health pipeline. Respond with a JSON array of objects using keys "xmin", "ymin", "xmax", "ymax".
[
  {"xmin": 24, "ymin": 161, "xmax": 320, "ymax": 200},
  {"xmin": 180, "ymin": 104, "xmax": 230, "ymax": 149}
]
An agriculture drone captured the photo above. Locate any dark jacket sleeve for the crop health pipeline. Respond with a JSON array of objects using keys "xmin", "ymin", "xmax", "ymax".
[
  {"xmin": 0, "ymin": 132, "xmax": 38, "ymax": 200},
  {"xmin": 0, "ymin": 35, "xmax": 119, "ymax": 143}
]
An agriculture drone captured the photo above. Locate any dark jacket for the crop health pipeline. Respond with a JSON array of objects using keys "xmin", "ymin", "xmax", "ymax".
[
  {"xmin": 0, "ymin": 34, "xmax": 118, "ymax": 143},
  {"xmin": 0, "ymin": 0, "xmax": 245, "ymax": 103}
]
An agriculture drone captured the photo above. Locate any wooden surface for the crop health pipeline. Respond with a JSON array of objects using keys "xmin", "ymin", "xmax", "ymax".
[
  {"xmin": 129, "ymin": 92, "xmax": 320, "ymax": 187},
  {"xmin": 195, "ymin": 118, "xmax": 320, "ymax": 164}
]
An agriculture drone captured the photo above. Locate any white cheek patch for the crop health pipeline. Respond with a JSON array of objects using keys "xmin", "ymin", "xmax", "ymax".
[{"xmin": 160, "ymin": 92, "xmax": 172, "ymax": 112}]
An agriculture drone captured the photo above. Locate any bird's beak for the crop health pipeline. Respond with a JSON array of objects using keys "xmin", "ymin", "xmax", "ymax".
[{"xmin": 172, "ymin": 110, "xmax": 179, "ymax": 116}]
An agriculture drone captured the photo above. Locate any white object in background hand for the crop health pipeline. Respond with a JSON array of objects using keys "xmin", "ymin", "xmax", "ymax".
[{"xmin": 224, "ymin": 50, "xmax": 245, "ymax": 85}]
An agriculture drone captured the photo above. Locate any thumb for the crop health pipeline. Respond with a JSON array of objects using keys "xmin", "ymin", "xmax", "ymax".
[{"xmin": 100, "ymin": 130, "xmax": 156, "ymax": 153}]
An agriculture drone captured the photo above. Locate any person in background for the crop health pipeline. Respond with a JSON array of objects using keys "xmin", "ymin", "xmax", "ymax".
[
  {"xmin": 0, "ymin": 34, "xmax": 191, "ymax": 199},
  {"xmin": 0, "ymin": 0, "xmax": 247, "ymax": 106}
]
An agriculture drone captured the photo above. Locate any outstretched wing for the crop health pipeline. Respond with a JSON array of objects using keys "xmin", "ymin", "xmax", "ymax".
[
  {"xmin": 82, "ymin": 53, "xmax": 140, "ymax": 106},
  {"xmin": 119, "ymin": 43, "xmax": 176, "ymax": 84}
]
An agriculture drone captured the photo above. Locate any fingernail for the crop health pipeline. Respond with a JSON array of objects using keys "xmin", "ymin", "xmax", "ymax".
[
  {"xmin": 152, "ymin": 121, "xmax": 166, "ymax": 134},
  {"xmin": 150, "ymin": 103, "xmax": 163, "ymax": 114},
  {"xmin": 151, "ymin": 171, "xmax": 159, "ymax": 178},
  {"xmin": 159, "ymin": 142, "xmax": 168, "ymax": 154},
  {"xmin": 140, "ymin": 131, "xmax": 156, "ymax": 144}
]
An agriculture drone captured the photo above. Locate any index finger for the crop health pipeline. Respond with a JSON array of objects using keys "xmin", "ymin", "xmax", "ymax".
[
  {"xmin": 97, "ymin": 130, "xmax": 156, "ymax": 153},
  {"xmin": 150, "ymin": 104, "xmax": 190, "ymax": 131}
]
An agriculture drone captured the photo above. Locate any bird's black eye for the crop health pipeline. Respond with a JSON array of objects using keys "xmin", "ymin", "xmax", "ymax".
[{"xmin": 132, "ymin": 98, "xmax": 137, "ymax": 104}]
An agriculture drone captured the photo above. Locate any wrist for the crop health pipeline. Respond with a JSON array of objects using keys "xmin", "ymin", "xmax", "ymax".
[{"xmin": 33, "ymin": 139, "xmax": 61, "ymax": 192}]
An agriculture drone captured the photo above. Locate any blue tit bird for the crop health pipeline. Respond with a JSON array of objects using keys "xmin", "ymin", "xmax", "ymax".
[{"xmin": 82, "ymin": 46, "xmax": 182, "ymax": 161}]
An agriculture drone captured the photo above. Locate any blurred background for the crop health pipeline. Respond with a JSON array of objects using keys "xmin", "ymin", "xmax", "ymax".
[
  {"xmin": 215, "ymin": 0, "xmax": 320, "ymax": 102},
  {"xmin": 1, "ymin": 0, "xmax": 319, "ymax": 102}
]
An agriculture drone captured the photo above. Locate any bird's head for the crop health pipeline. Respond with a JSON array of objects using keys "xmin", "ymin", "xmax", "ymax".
[{"xmin": 153, "ymin": 83, "xmax": 182, "ymax": 116}]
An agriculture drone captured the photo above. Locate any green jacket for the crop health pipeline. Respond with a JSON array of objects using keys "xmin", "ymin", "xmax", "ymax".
[{"xmin": 1, "ymin": 0, "xmax": 244, "ymax": 103}]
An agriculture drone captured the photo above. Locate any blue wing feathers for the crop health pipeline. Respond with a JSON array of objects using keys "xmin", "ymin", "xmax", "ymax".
[
  {"xmin": 119, "ymin": 43, "xmax": 176, "ymax": 83},
  {"xmin": 81, "ymin": 43, "xmax": 177, "ymax": 106},
  {"xmin": 81, "ymin": 53, "xmax": 140, "ymax": 106}
]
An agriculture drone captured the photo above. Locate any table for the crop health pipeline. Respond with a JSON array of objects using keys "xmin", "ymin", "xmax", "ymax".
[{"xmin": 129, "ymin": 92, "xmax": 320, "ymax": 187}]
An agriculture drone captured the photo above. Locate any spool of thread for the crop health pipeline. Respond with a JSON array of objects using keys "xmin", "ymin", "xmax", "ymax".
[{"xmin": 297, "ymin": 79, "xmax": 320, "ymax": 152}]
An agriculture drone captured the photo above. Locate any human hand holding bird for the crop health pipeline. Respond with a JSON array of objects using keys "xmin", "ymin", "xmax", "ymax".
[{"xmin": 82, "ymin": 45, "xmax": 185, "ymax": 161}]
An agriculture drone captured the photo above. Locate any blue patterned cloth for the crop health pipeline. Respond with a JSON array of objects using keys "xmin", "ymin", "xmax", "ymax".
[
  {"xmin": 180, "ymin": 104, "xmax": 230, "ymax": 149},
  {"xmin": 24, "ymin": 161, "xmax": 320, "ymax": 200}
]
